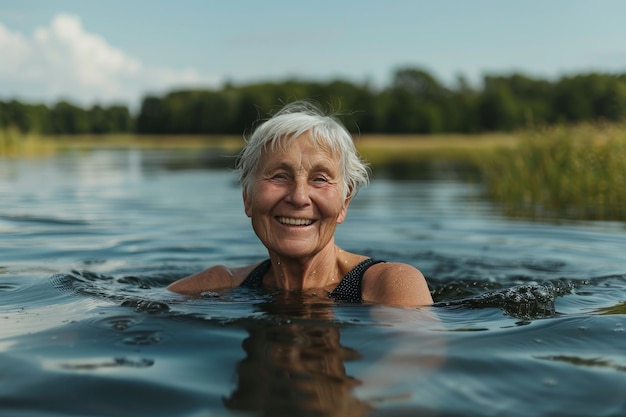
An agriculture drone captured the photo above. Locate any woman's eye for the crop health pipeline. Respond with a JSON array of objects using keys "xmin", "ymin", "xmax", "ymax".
[{"xmin": 313, "ymin": 176, "xmax": 328, "ymax": 183}]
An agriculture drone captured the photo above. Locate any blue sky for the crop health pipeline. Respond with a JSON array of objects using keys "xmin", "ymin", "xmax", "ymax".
[{"xmin": 1, "ymin": 0, "xmax": 626, "ymax": 109}]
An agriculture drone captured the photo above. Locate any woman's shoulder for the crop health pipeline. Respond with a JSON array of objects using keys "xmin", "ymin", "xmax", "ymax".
[
  {"xmin": 167, "ymin": 263, "xmax": 259, "ymax": 296},
  {"xmin": 361, "ymin": 261, "xmax": 433, "ymax": 307}
]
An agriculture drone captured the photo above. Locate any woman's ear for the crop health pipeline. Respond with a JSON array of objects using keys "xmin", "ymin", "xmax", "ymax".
[
  {"xmin": 336, "ymin": 194, "xmax": 352, "ymax": 224},
  {"xmin": 243, "ymin": 189, "xmax": 252, "ymax": 217}
]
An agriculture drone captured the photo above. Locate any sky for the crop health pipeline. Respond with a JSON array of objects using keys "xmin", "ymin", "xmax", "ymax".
[{"xmin": 1, "ymin": 0, "xmax": 626, "ymax": 110}]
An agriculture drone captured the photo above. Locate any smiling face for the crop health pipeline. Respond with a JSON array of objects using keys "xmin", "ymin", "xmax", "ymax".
[{"xmin": 243, "ymin": 132, "xmax": 351, "ymax": 261}]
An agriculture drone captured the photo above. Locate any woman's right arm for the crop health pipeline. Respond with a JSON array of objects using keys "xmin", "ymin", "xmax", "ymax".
[{"xmin": 167, "ymin": 265, "xmax": 253, "ymax": 295}]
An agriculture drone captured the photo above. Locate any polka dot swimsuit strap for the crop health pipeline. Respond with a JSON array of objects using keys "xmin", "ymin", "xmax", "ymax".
[
  {"xmin": 328, "ymin": 258, "xmax": 385, "ymax": 303},
  {"xmin": 239, "ymin": 259, "xmax": 271, "ymax": 288}
]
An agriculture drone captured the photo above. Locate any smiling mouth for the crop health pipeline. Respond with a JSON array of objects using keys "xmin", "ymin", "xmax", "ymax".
[{"xmin": 276, "ymin": 217, "xmax": 315, "ymax": 226}]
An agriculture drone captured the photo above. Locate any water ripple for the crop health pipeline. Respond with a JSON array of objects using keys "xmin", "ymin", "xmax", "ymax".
[{"xmin": 0, "ymin": 213, "xmax": 90, "ymax": 226}]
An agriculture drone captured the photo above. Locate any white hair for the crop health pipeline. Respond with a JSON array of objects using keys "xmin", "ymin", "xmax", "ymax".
[{"xmin": 235, "ymin": 101, "xmax": 370, "ymax": 198}]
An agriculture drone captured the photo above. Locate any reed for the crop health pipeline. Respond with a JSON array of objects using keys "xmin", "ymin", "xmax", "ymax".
[
  {"xmin": 0, "ymin": 128, "xmax": 58, "ymax": 157},
  {"xmin": 479, "ymin": 123, "xmax": 626, "ymax": 220}
]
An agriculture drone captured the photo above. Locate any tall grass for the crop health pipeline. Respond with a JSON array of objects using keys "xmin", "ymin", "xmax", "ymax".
[
  {"xmin": 479, "ymin": 123, "xmax": 626, "ymax": 220},
  {"xmin": 0, "ymin": 128, "xmax": 57, "ymax": 157}
]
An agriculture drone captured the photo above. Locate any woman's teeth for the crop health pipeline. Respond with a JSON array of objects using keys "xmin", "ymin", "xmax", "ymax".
[{"xmin": 277, "ymin": 217, "xmax": 313, "ymax": 226}]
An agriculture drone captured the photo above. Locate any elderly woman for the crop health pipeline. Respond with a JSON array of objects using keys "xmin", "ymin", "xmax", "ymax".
[{"xmin": 168, "ymin": 101, "xmax": 433, "ymax": 307}]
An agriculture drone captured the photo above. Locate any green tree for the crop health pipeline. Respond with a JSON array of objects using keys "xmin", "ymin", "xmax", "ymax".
[
  {"xmin": 136, "ymin": 96, "xmax": 167, "ymax": 133},
  {"xmin": 477, "ymin": 78, "xmax": 521, "ymax": 131},
  {"xmin": 49, "ymin": 101, "xmax": 90, "ymax": 134},
  {"xmin": 382, "ymin": 68, "xmax": 448, "ymax": 133},
  {"xmin": 1, "ymin": 100, "xmax": 30, "ymax": 132},
  {"xmin": 447, "ymin": 75, "xmax": 479, "ymax": 133}
]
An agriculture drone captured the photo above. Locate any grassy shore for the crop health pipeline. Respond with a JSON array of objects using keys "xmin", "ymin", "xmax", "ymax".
[
  {"xmin": 3, "ymin": 124, "xmax": 626, "ymax": 220},
  {"xmin": 1, "ymin": 129, "xmax": 519, "ymax": 158},
  {"xmin": 0, "ymin": 127, "xmax": 59, "ymax": 157},
  {"xmin": 355, "ymin": 132, "xmax": 518, "ymax": 181},
  {"xmin": 355, "ymin": 132, "xmax": 518, "ymax": 164},
  {"xmin": 0, "ymin": 130, "xmax": 245, "ymax": 156},
  {"xmin": 479, "ymin": 123, "xmax": 626, "ymax": 220}
]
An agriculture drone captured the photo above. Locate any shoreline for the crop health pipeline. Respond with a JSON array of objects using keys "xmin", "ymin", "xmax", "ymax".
[
  {"xmin": 3, "ymin": 125, "xmax": 626, "ymax": 220},
  {"xmin": 1, "ymin": 131, "xmax": 519, "ymax": 161}
]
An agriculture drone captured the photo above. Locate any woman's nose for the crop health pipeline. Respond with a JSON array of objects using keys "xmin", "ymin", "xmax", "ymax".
[{"xmin": 286, "ymin": 179, "xmax": 311, "ymax": 206}]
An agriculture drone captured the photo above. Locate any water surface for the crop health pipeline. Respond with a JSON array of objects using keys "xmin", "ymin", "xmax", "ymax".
[{"xmin": 1, "ymin": 149, "xmax": 625, "ymax": 417}]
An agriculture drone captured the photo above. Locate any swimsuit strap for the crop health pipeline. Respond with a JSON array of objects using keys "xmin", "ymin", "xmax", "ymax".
[
  {"xmin": 328, "ymin": 258, "xmax": 385, "ymax": 303},
  {"xmin": 239, "ymin": 259, "xmax": 271, "ymax": 288}
]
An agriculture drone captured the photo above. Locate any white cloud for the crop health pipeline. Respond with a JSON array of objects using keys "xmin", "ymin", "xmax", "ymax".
[
  {"xmin": 0, "ymin": 13, "xmax": 219, "ymax": 108},
  {"xmin": 0, "ymin": 22, "xmax": 31, "ymax": 73}
]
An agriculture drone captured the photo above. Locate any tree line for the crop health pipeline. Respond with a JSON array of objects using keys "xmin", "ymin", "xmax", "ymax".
[
  {"xmin": 2, "ymin": 67, "xmax": 626, "ymax": 135},
  {"xmin": 0, "ymin": 101, "xmax": 132, "ymax": 135}
]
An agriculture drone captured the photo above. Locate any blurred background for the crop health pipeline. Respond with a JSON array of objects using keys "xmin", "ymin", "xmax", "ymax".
[
  {"xmin": 3, "ymin": 0, "xmax": 626, "ymax": 130},
  {"xmin": 2, "ymin": 0, "xmax": 626, "ymax": 219}
]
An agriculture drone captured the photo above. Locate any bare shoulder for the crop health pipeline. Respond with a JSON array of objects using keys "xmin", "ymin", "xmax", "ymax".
[
  {"xmin": 361, "ymin": 262, "xmax": 433, "ymax": 307},
  {"xmin": 167, "ymin": 264, "xmax": 257, "ymax": 296}
]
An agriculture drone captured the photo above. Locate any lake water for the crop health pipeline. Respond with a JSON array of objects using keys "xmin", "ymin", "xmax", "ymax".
[{"xmin": 1, "ymin": 148, "xmax": 625, "ymax": 417}]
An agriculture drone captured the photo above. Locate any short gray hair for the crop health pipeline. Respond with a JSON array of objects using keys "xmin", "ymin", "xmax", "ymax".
[{"xmin": 235, "ymin": 101, "xmax": 370, "ymax": 198}]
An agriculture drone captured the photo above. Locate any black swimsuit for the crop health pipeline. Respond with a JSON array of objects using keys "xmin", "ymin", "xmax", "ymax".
[{"xmin": 239, "ymin": 258, "xmax": 384, "ymax": 303}]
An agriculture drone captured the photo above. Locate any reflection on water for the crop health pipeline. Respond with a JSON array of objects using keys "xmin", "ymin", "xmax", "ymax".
[
  {"xmin": 224, "ymin": 294, "xmax": 370, "ymax": 417},
  {"xmin": 1, "ymin": 149, "xmax": 626, "ymax": 417}
]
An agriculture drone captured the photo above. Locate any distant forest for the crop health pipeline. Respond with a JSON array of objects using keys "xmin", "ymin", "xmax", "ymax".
[{"xmin": 2, "ymin": 67, "xmax": 626, "ymax": 135}]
